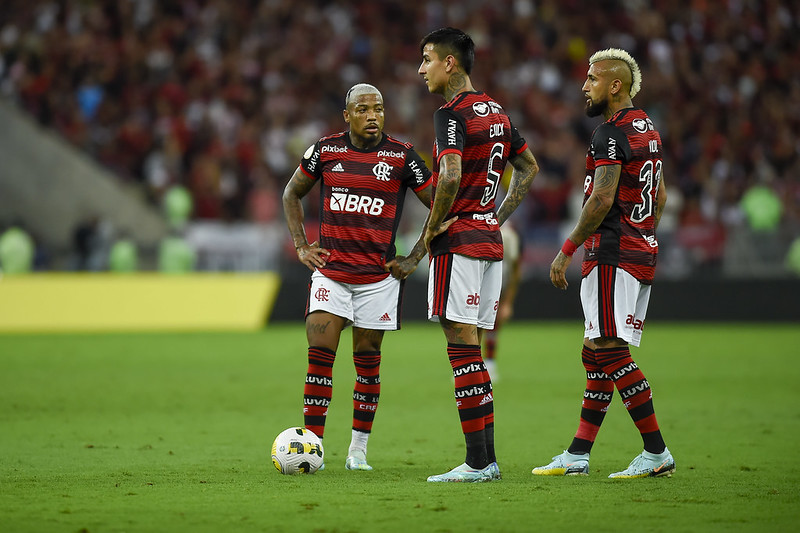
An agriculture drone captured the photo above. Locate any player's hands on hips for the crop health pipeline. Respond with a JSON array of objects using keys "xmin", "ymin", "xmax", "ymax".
[
  {"xmin": 550, "ymin": 251, "xmax": 571, "ymax": 290},
  {"xmin": 297, "ymin": 241, "xmax": 330, "ymax": 271},
  {"xmin": 423, "ymin": 216, "xmax": 458, "ymax": 255},
  {"xmin": 384, "ymin": 256, "xmax": 419, "ymax": 280}
]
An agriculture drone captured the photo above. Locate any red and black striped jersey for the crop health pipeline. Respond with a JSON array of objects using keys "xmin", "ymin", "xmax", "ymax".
[
  {"xmin": 299, "ymin": 132, "xmax": 432, "ymax": 284},
  {"xmin": 581, "ymin": 108, "xmax": 664, "ymax": 284},
  {"xmin": 429, "ymin": 91, "xmax": 528, "ymax": 261}
]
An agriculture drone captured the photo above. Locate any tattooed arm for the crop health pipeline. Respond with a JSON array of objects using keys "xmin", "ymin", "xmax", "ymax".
[
  {"xmin": 282, "ymin": 167, "xmax": 330, "ymax": 271},
  {"xmin": 423, "ymin": 153, "xmax": 461, "ymax": 253},
  {"xmin": 386, "ymin": 185, "xmax": 444, "ymax": 279},
  {"xmin": 496, "ymin": 147, "xmax": 539, "ymax": 226},
  {"xmin": 550, "ymin": 163, "xmax": 620, "ymax": 290}
]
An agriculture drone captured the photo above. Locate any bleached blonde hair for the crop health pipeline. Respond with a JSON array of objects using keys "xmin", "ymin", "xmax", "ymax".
[
  {"xmin": 589, "ymin": 48, "xmax": 642, "ymax": 98},
  {"xmin": 345, "ymin": 83, "xmax": 383, "ymax": 108}
]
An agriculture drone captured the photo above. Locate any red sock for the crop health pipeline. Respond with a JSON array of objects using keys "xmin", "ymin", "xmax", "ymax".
[
  {"xmin": 352, "ymin": 351, "xmax": 381, "ymax": 434},
  {"xmin": 303, "ymin": 346, "xmax": 335, "ymax": 438},
  {"xmin": 448, "ymin": 343, "xmax": 492, "ymax": 435},
  {"xmin": 569, "ymin": 346, "xmax": 614, "ymax": 454},
  {"xmin": 595, "ymin": 346, "xmax": 666, "ymax": 453}
]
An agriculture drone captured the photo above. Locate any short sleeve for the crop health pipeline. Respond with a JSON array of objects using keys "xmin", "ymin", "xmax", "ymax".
[
  {"xmin": 590, "ymin": 123, "xmax": 631, "ymax": 166},
  {"xmin": 299, "ymin": 141, "xmax": 322, "ymax": 179},
  {"xmin": 404, "ymin": 147, "xmax": 433, "ymax": 191},
  {"xmin": 433, "ymin": 108, "xmax": 466, "ymax": 163}
]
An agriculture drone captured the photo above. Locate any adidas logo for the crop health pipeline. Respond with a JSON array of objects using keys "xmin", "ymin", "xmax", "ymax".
[
  {"xmin": 379, "ymin": 313, "xmax": 391, "ymax": 322},
  {"xmin": 332, "ymin": 163, "xmax": 344, "ymax": 172}
]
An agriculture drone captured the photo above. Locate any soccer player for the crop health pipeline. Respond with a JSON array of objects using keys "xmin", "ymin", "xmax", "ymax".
[
  {"xmin": 282, "ymin": 83, "xmax": 433, "ymax": 471},
  {"xmin": 532, "ymin": 49, "xmax": 675, "ymax": 478},
  {"xmin": 418, "ymin": 27, "xmax": 540, "ymax": 482},
  {"xmin": 482, "ymin": 222, "xmax": 523, "ymax": 381}
]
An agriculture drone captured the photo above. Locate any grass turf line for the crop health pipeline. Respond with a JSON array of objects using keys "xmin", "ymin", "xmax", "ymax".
[{"xmin": 0, "ymin": 322, "xmax": 798, "ymax": 532}]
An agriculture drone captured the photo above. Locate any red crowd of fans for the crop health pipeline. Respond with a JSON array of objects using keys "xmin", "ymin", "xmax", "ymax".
[{"xmin": 2, "ymin": 0, "xmax": 798, "ymax": 271}]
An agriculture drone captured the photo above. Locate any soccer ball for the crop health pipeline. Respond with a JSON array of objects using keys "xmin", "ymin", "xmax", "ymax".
[{"xmin": 271, "ymin": 427, "xmax": 324, "ymax": 475}]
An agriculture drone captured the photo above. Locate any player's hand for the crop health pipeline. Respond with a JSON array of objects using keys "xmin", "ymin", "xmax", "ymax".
[
  {"xmin": 297, "ymin": 241, "xmax": 330, "ymax": 271},
  {"xmin": 384, "ymin": 255, "xmax": 419, "ymax": 280},
  {"xmin": 423, "ymin": 216, "xmax": 458, "ymax": 255},
  {"xmin": 550, "ymin": 251, "xmax": 571, "ymax": 290},
  {"xmin": 498, "ymin": 301, "xmax": 513, "ymax": 323}
]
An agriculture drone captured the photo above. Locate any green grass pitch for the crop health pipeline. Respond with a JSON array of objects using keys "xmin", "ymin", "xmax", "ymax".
[{"xmin": 1, "ymin": 322, "xmax": 798, "ymax": 532}]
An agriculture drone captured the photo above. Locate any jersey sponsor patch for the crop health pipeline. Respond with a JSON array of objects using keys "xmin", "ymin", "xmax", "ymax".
[{"xmin": 329, "ymin": 193, "xmax": 384, "ymax": 215}]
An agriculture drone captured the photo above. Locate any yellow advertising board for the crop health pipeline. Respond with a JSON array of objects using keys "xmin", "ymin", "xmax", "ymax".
[{"xmin": 0, "ymin": 273, "xmax": 280, "ymax": 333}]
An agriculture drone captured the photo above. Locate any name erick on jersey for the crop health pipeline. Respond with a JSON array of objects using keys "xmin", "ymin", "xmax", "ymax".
[
  {"xmin": 581, "ymin": 108, "xmax": 664, "ymax": 284},
  {"xmin": 300, "ymin": 132, "xmax": 432, "ymax": 284},
  {"xmin": 430, "ymin": 91, "xmax": 528, "ymax": 261}
]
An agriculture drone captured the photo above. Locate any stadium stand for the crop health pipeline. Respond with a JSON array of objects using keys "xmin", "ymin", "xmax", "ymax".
[{"xmin": 0, "ymin": 1, "xmax": 797, "ymax": 279}]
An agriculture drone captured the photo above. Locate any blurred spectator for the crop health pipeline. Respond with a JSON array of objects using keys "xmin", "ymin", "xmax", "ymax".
[
  {"xmin": 108, "ymin": 237, "xmax": 138, "ymax": 273},
  {"xmin": 158, "ymin": 233, "xmax": 197, "ymax": 274},
  {"xmin": 162, "ymin": 184, "xmax": 193, "ymax": 230},
  {"xmin": 71, "ymin": 215, "xmax": 112, "ymax": 271},
  {"xmin": 787, "ymin": 237, "xmax": 800, "ymax": 276},
  {"xmin": 740, "ymin": 184, "xmax": 783, "ymax": 232},
  {"xmin": 0, "ymin": 226, "xmax": 34, "ymax": 274}
]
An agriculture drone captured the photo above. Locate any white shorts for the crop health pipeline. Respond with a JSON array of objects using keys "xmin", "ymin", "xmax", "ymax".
[
  {"xmin": 580, "ymin": 265, "xmax": 651, "ymax": 347},
  {"xmin": 427, "ymin": 253, "xmax": 502, "ymax": 329},
  {"xmin": 306, "ymin": 270, "xmax": 403, "ymax": 330}
]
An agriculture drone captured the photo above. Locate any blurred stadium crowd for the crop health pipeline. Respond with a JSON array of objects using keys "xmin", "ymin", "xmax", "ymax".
[{"xmin": 0, "ymin": 0, "xmax": 798, "ymax": 276}]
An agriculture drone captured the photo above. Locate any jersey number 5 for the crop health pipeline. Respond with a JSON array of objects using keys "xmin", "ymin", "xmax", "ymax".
[
  {"xmin": 631, "ymin": 159, "xmax": 662, "ymax": 223},
  {"xmin": 480, "ymin": 143, "xmax": 505, "ymax": 207}
]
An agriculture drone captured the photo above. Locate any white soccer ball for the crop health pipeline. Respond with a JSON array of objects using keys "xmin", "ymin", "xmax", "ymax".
[{"xmin": 271, "ymin": 427, "xmax": 324, "ymax": 475}]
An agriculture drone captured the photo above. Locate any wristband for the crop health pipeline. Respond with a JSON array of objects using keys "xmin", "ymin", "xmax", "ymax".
[{"xmin": 561, "ymin": 238, "xmax": 578, "ymax": 257}]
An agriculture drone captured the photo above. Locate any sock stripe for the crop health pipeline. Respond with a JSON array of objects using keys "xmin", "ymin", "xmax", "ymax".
[
  {"xmin": 597, "ymin": 265, "xmax": 618, "ymax": 339},
  {"xmin": 304, "ymin": 346, "xmax": 335, "ymax": 438},
  {"xmin": 352, "ymin": 351, "xmax": 381, "ymax": 433},
  {"xmin": 431, "ymin": 255, "xmax": 453, "ymax": 317},
  {"xmin": 447, "ymin": 343, "xmax": 491, "ymax": 435},
  {"xmin": 570, "ymin": 345, "xmax": 614, "ymax": 453}
]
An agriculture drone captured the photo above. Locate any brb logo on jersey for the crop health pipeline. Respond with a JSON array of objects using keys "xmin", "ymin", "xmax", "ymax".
[
  {"xmin": 372, "ymin": 161, "xmax": 393, "ymax": 181},
  {"xmin": 330, "ymin": 192, "xmax": 385, "ymax": 215}
]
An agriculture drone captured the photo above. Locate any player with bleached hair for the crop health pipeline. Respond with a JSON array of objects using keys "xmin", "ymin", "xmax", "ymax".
[
  {"xmin": 283, "ymin": 83, "xmax": 434, "ymax": 472},
  {"xmin": 532, "ymin": 48, "xmax": 675, "ymax": 478}
]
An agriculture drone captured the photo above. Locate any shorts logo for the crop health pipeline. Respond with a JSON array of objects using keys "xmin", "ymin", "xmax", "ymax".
[
  {"xmin": 466, "ymin": 293, "xmax": 480, "ymax": 306},
  {"xmin": 373, "ymin": 161, "xmax": 393, "ymax": 181},
  {"xmin": 379, "ymin": 313, "xmax": 391, "ymax": 322},
  {"xmin": 626, "ymin": 315, "xmax": 644, "ymax": 330},
  {"xmin": 315, "ymin": 287, "xmax": 330, "ymax": 302},
  {"xmin": 330, "ymin": 193, "xmax": 385, "ymax": 215}
]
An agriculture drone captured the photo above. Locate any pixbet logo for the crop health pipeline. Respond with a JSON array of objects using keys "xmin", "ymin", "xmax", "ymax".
[
  {"xmin": 377, "ymin": 150, "xmax": 403, "ymax": 159},
  {"xmin": 322, "ymin": 145, "xmax": 347, "ymax": 153},
  {"xmin": 330, "ymin": 193, "xmax": 384, "ymax": 215}
]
